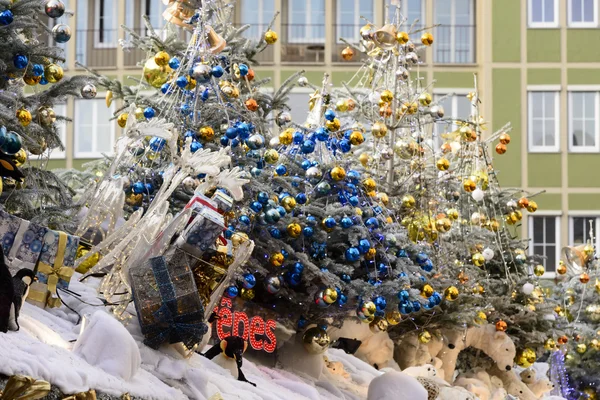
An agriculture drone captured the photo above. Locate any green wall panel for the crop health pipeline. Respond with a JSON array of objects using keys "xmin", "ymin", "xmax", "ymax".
[
  {"xmin": 29, "ymin": 159, "xmax": 67, "ymax": 170},
  {"xmin": 527, "ymin": 30, "xmax": 561, "ymax": 63},
  {"xmin": 528, "ymin": 154, "xmax": 561, "ymax": 187},
  {"xmin": 332, "ymin": 71, "xmax": 359, "ymax": 87},
  {"xmin": 527, "ymin": 68, "xmax": 561, "ymax": 85},
  {"xmin": 254, "ymin": 70, "xmax": 275, "ymax": 86},
  {"xmin": 492, "ymin": 68, "xmax": 522, "ymax": 187},
  {"xmin": 568, "ymin": 154, "xmax": 600, "ymax": 187},
  {"xmin": 492, "ymin": 0, "xmax": 521, "ymax": 63},
  {"xmin": 72, "ymin": 158, "xmax": 98, "ymax": 170},
  {"xmin": 281, "ymin": 70, "xmax": 325, "ymax": 86},
  {"xmin": 567, "ymin": 30, "xmax": 600, "ymax": 62},
  {"xmin": 569, "ymin": 193, "xmax": 600, "ymax": 210},
  {"xmin": 433, "ymin": 71, "xmax": 477, "ymax": 88},
  {"xmin": 567, "ymin": 68, "xmax": 600, "ymax": 85},
  {"xmin": 532, "ymin": 193, "xmax": 562, "ymax": 210}
]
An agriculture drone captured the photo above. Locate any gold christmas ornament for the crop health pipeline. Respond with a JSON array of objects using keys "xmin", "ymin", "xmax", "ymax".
[
  {"xmin": 533, "ymin": 264, "xmax": 545, "ymax": 277},
  {"xmin": 361, "ymin": 301, "xmax": 377, "ymax": 317},
  {"xmin": 447, "ymin": 208, "xmax": 459, "ymax": 220},
  {"xmin": 385, "ymin": 310, "xmax": 402, "ymax": 325},
  {"xmin": 396, "ymin": 31, "xmax": 409, "ymax": 44},
  {"xmin": 475, "ymin": 311, "xmax": 487, "ymax": 324},
  {"xmin": 380, "ymin": 90, "xmax": 394, "ymax": 103},
  {"xmin": 134, "ymin": 107, "xmax": 145, "ymax": 121},
  {"xmin": 23, "ymin": 74, "xmax": 42, "ymax": 85},
  {"xmin": 117, "ymin": 113, "xmax": 129, "ymax": 128},
  {"xmin": 419, "ymin": 92, "xmax": 432, "ymax": 106},
  {"xmin": 577, "ymin": 343, "xmax": 588, "ymax": 354},
  {"xmin": 421, "ymin": 32, "xmax": 434, "ymax": 46},
  {"xmin": 526, "ymin": 200, "xmax": 538, "ymax": 212},
  {"xmin": 37, "ymin": 106, "xmax": 56, "ymax": 126},
  {"xmin": 418, "ymin": 330, "xmax": 432, "ymax": 344},
  {"xmin": 472, "ymin": 253, "xmax": 485, "ymax": 267},
  {"xmin": 263, "ymin": 149, "xmax": 279, "ymax": 164},
  {"xmin": 279, "ymin": 128, "xmax": 294, "ymax": 145},
  {"xmin": 591, "ymin": 339, "xmax": 600, "ymax": 350},
  {"xmin": 359, "ymin": 23, "xmax": 375, "ymax": 40},
  {"xmin": 401, "ymin": 195, "xmax": 416, "ymax": 208},
  {"xmin": 154, "ymin": 51, "xmax": 170, "ymax": 66},
  {"xmin": 363, "ymin": 178, "xmax": 377, "ymax": 191},
  {"xmin": 463, "ymin": 178, "xmax": 476, "ymax": 192},
  {"xmin": 444, "ymin": 286, "xmax": 459, "ymax": 301},
  {"xmin": 585, "ymin": 304, "xmax": 600, "ymax": 322},
  {"xmin": 143, "ymin": 57, "xmax": 172, "ymax": 88},
  {"xmin": 325, "ymin": 118, "xmax": 341, "ymax": 132},
  {"xmin": 544, "ymin": 338, "xmax": 557, "ymax": 350},
  {"xmin": 421, "ymin": 284, "xmax": 434, "ymax": 298},
  {"xmin": 240, "ymin": 287, "xmax": 255, "ymax": 300},
  {"xmin": 580, "ymin": 272, "xmax": 591, "ymax": 284},
  {"xmin": 125, "ymin": 192, "xmax": 143, "ymax": 206},
  {"xmin": 435, "ymin": 217, "xmax": 452, "ymax": 233},
  {"xmin": 365, "ymin": 248, "xmax": 376, "ymax": 260},
  {"xmin": 16, "ymin": 109, "xmax": 32, "ymax": 126},
  {"xmin": 330, "ymin": 166, "xmax": 346, "ymax": 181},
  {"xmin": 302, "ymin": 327, "xmax": 330, "ymax": 355},
  {"xmin": 44, "ymin": 63, "xmax": 63, "ymax": 83},
  {"xmin": 495, "ymin": 143, "xmax": 507, "ymax": 154},
  {"xmin": 281, "ymin": 196, "xmax": 297, "ymax": 212},
  {"xmin": 13, "ymin": 149, "xmax": 27, "ymax": 167},
  {"xmin": 270, "ymin": 252, "xmax": 284, "ymax": 267},
  {"xmin": 341, "ymin": 46, "xmax": 354, "ymax": 61},
  {"xmin": 264, "ymin": 30, "xmax": 278, "ymax": 44},
  {"xmin": 323, "ymin": 288, "xmax": 338, "ymax": 304},
  {"xmin": 515, "ymin": 348, "xmax": 537, "ymax": 368},
  {"xmin": 359, "ymin": 153, "xmax": 371, "ymax": 166},
  {"xmin": 583, "ymin": 388, "xmax": 598, "ymax": 400},
  {"xmin": 349, "ymin": 131, "xmax": 364, "ymax": 145},
  {"xmin": 287, "ymin": 223, "xmax": 301, "ymax": 238},
  {"xmin": 335, "ymin": 99, "xmax": 349, "ymax": 112},
  {"xmin": 372, "ymin": 122, "xmax": 388, "ymax": 138},
  {"xmin": 496, "ymin": 320, "xmax": 508, "ymax": 332},
  {"xmin": 369, "ymin": 317, "xmax": 388, "ymax": 333},
  {"xmin": 105, "ymin": 90, "xmax": 113, "ymax": 107},
  {"xmin": 75, "ymin": 246, "xmax": 101, "ymax": 274},
  {"xmin": 499, "ymin": 133, "xmax": 511, "ymax": 144},
  {"xmin": 436, "ymin": 158, "xmax": 450, "ymax": 171}
]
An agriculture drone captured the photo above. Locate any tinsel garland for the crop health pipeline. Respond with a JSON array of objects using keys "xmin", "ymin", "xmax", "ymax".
[{"xmin": 550, "ymin": 350, "xmax": 575, "ymax": 399}]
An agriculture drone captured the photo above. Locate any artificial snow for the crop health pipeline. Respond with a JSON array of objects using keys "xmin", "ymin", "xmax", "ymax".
[{"xmin": 0, "ymin": 273, "xmax": 381, "ymax": 399}]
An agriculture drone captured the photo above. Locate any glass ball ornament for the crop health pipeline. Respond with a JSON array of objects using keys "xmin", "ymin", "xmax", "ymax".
[
  {"xmin": 13, "ymin": 54, "xmax": 28, "ymax": 69},
  {"xmin": 341, "ymin": 46, "xmax": 354, "ymax": 61},
  {"xmin": 372, "ymin": 122, "xmax": 388, "ymax": 139},
  {"xmin": 264, "ymin": 29, "xmax": 278, "ymax": 44},
  {"xmin": 526, "ymin": 200, "xmax": 538, "ymax": 212},
  {"xmin": 286, "ymin": 223, "xmax": 302, "ymax": 238},
  {"xmin": 224, "ymin": 285, "xmax": 239, "ymax": 298},
  {"xmin": 349, "ymin": 131, "xmax": 364, "ymax": 145},
  {"xmin": 557, "ymin": 261, "xmax": 567, "ymax": 275},
  {"xmin": 385, "ymin": 311, "xmax": 401, "ymax": 325},
  {"xmin": 533, "ymin": 264, "xmax": 545, "ymax": 276},
  {"xmin": 45, "ymin": 0, "xmax": 66, "ymax": 18},
  {"xmin": 515, "ymin": 348, "xmax": 536, "ymax": 368},
  {"xmin": 44, "ymin": 63, "xmax": 64, "ymax": 83},
  {"xmin": 52, "ymin": 23, "xmax": 71, "ymax": 43},
  {"xmin": 306, "ymin": 166, "xmax": 323, "ymax": 183},
  {"xmin": 444, "ymin": 286, "xmax": 459, "ymax": 301},
  {"xmin": 149, "ymin": 136, "xmax": 166, "ymax": 151},
  {"xmin": 143, "ymin": 58, "xmax": 171, "ymax": 88},
  {"xmin": 580, "ymin": 272, "xmax": 590, "ymax": 284},
  {"xmin": 153, "ymin": 51, "xmax": 170, "ymax": 67},
  {"xmin": 245, "ymin": 98, "xmax": 259, "ymax": 112},
  {"xmin": 482, "ymin": 248, "xmax": 495, "ymax": 261},
  {"xmin": 345, "ymin": 247, "xmax": 360, "ymax": 262},
  {"xmin": 369, "ymin": 317, "xmax": 388, "ymax": 333},
  {"xmin": 0, "ymin": 10, "xmax": 14, "ymax": 26},
  {"xmin": 360, "ymin": 301, "xmax": 377, "ymax": 318},
  {"xmin": 323, "ymin": 288, "xmax": 338, "ymax": 304},
  {"xmin": 276, "ymin": 112, "xmax": 292, "ymax": 127},
  {"xmin": 81, "ymin": 83, "xmax": 97, "ymax": 99},
  {"xmin": 421, "ymin": 284, "xmax": 434, "ymax": 298},
  {"xmin": 472, "ymin": 253, "xmax": 485, "ymax": 267},
  {"xmin": 495, "ymin": 320, "xmax": 508, "ymax": 332},
  {"xmin": 13, "ymin": 149, "xmax": 27, "ymax": 167},
  {"xmin": 472, "ymin": 188, "xmax": 484, "ymax": 202},
  {"xmin": 16, "ymin": 109, "xmax": 32, "ymax": 126},
  {"xmin": 263, "ymin": 149, "xmax": 279, "ymax": 164},
  {"xmin": 373, "ymin": 296, "xmax": 387, "ymax": 311},
  {"xmin": 302, "ymin": 327, "xmax": 330, "ymax": 355},
  {"xmin": 330, "ymin": 166, "xmax": 346, "ymax": 181},
  {"xmin": 246, "ymin": 134, "xmax": 265, "ymax": 150},
  {"xmin": 418, "ymin": 330, "xmax": 432, "ymax": 344},
  {"xmin": 315, "ymin": 181, "xmax": 331, "ymax": 195},
  {"xmin": 264, "ymin": 274, "xmax": 282, "ymax": 294},
  {"xmin": 0, "ymin": 131, "xmax": 22, "ymax": 155}
]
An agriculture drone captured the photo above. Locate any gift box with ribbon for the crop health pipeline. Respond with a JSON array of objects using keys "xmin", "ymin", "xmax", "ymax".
[
  {"xmin": 130, "ymin": 255, "xmax": 208, "ymax": 350},
  {"xmin": 30, "ymin": 230, "xmax": 80, "ymax": 308},
  {"xmin": 177, "ymin": 193, "xmax": 226, "ymax": 258},
  {"xmin": 5, "ymin": 219, "xmax": 48, "ymax": 274},
  {"xmin": 0, "ymin": 209, "xmax": 22, "ymax": 256}
]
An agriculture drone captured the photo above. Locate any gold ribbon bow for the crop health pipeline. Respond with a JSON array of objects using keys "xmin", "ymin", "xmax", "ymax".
[
  {"xmin": 61, "ymin": 389, "xmax": 96, "ymax": 400},
  {"xmin": 0, "ymin": 375, "xmax": 51, "ymax": 400},
  {"xmin": 36, "ymin": 232, "xmax": 73, "ymax": 308}
]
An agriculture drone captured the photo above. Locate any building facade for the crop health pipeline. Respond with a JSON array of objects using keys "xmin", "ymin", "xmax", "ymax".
[{"xmin": 46, "ymin": 0, "xmax": 600, "ymax": 276}]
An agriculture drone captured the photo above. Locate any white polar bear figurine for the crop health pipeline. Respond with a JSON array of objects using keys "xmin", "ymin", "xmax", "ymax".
[{"xmin": 367, "ymin": 371, "xmax": 428, "ymax": 400}]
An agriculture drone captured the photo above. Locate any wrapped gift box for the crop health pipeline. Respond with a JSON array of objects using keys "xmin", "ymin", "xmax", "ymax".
[
  {"xmin": 6, "ymin": 219, "xmax": 48, "ymax": 273},
  {"xmin": 130, "ymin": 255, "xmax": 208, "ymax": 350},
  {"xmin": 0, "ymin": 209, "xmax": 22, "ymax": 256}
]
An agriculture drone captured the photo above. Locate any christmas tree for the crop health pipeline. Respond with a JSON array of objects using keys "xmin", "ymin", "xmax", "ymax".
[{"xmin": 0, "ymin": 0, "xmax": 94, "ymax": 229}]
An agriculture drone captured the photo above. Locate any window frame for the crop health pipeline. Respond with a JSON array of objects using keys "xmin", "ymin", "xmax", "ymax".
[
  {"xmin": 433, "ymin": 0, "xmax": 476, "ymax": 64},
  {"xmin": 73, "ymin": 97, "xmax": 116, "ymax": 159},
  {"xmin": 568, "ymin": 87, "xmax": 600, "ymax": 153},
  {"xmin": 568, "ymin": 0, "xmax": 598, "ymax": 28},
  {"xmin": 141, "ymin": 0, "xmax": 167, "ymax": 38},
  {"xmin": 287, "ymin": 0, "xmax": 326, "ymax": 43},
  {"xmin": 568, "ymin": 213, "xmax": 600, "ymax": 249},
  {"xmin": 528, "ymin": 213, "xmax": 561, "ymax": 279},
  {"xmin": 528, "ymin": 0, "xmax": 560, "ymax": 28},
  {"xmin": 94, "ymin": 0, "xmax": 118, "ymax": 48},
  {"xmin": 433, "ymin": 89, "xmax": 473, "ymax": 148},
  {"xmin": 527, "ymin": 86, "xmax": 561, "ymax": 153},
  {"xmin": 47, "ymin": 103, "xmax": 67, "ymax": 159},
  {"xmin": 336, "ymin": 0, "xmax": 376, "ymax": 43},
  {"xmin": 240, "ymin": 0, "xmax": 274, "ymax": 39}
]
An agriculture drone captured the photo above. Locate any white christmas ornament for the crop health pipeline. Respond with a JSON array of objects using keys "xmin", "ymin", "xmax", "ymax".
[
  {"xmin": 482, "ymin": 248, "xmax": 495, "ymax": 261},
  {"xmin": 521, "ymin": 283, "xmax": 534, "ymax": 295},
  {"xmin": 472, "ymin": 189, "xmax": 484, "ymax": 202},
  {"xmin": 269, "ymin": 136, "xmax": 280, "ymax": 147}
]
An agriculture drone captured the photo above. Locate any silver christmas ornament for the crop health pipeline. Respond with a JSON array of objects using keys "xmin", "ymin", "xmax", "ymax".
[
  {"xmin": 396, "ymin": 67, "xmax": 409, "ymax": 80},
  {"xmin": 52, "ymin": 23, "xmax": 71, "ymax": 43},
  {"xmin": 264, "ymin": 275, "xmax": 281, "ymax": 294},
  {"xmin": 380, "ymin": 146, "xmax": 393, "ymax": 160},
  {"xmin": 182, "ymin": 176, "xmax": 198, "ymax": 192},
  {"xmin": 405, "ymin": 41, "xmax": 416, "ymax": 52},
  {"xmin": 306, "ymin": 166, "xmax": 323, "ymax": 184},
  {"xmin": 297, "ymin": 77, "xmax": 308, "ymax": 87},
  {"xmin": 276, "ymin": 111, "xmax": 292, "ymax": 127},
  {"xmin": 430, "ymin": 105, "xmax": 445, "ymax": 119},
  {"xmin": 190, "ymin": 63, "xmax": 212, "ymax": 82},
  {"xmin": 45, "ymin": 0, "xmax": 65, "ymax": 18},
  {"xmin": 81, "ymin": 84, "xmax": 97, "ymax": 99},
  {"xmin": 405, "ymin": 52, "xmax": 419, "ymax": 64}
]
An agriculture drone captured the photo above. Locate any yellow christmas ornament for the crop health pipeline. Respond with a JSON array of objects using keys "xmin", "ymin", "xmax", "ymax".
[
  {"xmin": 385, "ymin": 310, "xmax": 402, "ymax": 325},
  {"xmin": 241, "ymin": 287, "xmax": 255, "ymax": 300},
  {"xmin": 281, "ymin": 196, "xmax": 297, "ymax": 212},
  {"xmin": 421, "ymin": 284, "xmax": 434, "ymax": 298},
  {"xmin": 401, "ymin": 195, "xmax": 416, "ymax": 208},
  {"xmin": 436, "ymin": 158, "xmax": 450, "ymax": 171},
  {"xmin": 380, "ymin": 90, "xmax": 394, "ymax": 103},
  {"xmin": 515, "ymin": 348, "xmax": 537, "ymax": 368},
  {"xmin": 154, "ymin": 51, "xmax": 170, "ymax": 66},
  {"xmin": 287, "ymin": 223, "xmax": 301, "ymax": 238},
  {"xmin": 372, "ymin": 122, "xmax": 388, "ymax": 138},
  {"xmin": 117, "ymin": 113, "xmax": 128, "ymax": 128},
  {"xmin": 363, "ymin": 178, "xmax": 376, "ymax": 191},
  {"xmin": 23, "ymin": 74, "xmax": 42, "ymax": 85},
  {"xmin": 359, "ymin": 153, "xmax": 371, "ymax": 166},
  {"xmin": 44, "ymin": 64, "xmax": 63, "ymax": 83},
  {"xmin": 544, "ymin": 338, "xmax": 557, "ymax": 350},
  {"xmin": 444, "ymin": 286, "xmax": 459, "ymax": 301},
  {"xmin": 270, "ymin": 252, "xmax": 284, "ymax": 267},
  {"xmin": 590, "ymin": 339, "xmax": 600, "ymax": 350},
  {"xmin": 533, "ymin": 265, "xmax": 545, "ymax": 277},
  {"xmin": 365, "ymin": 248, "xmax": 376, "ymax": 260},
  {"xmin": 13, "ymin": 149, "xmax": 27, "ymax": 167},
  {"xmin": 105, "ymin": 90, "xmax": 113, "ymax": 107},
  {"xmin": 335, "ymin": 99, "xmax": 349, "ymax": 112},
  {"xmin": 143, "ymin": 57, "xmax": 172, "ymax": 88},
  {"xmin": 16, "ymin": 109, "xmax": 32, "ymax": 126},
  {"xmin": 475, "ymin": 311, "xmax": 487, "ymax": 324},
  {"xmin": 263, "ymin": 149, "xmax": 279, "ymax": 164},
  {"xmin": 418, "ymin": 330, "xmax": 432, "ymax": 344},
  {"xmin": 323, "ymin": 288, "xmax": 338, "ymax": 304},
  {"xmin": 421, "ymin": 32, "xmax": 434, "ymax": 46},
  {"xmin": 75, "ymin": 246, "xmax": 101, "ymax": 274},
  {"xmin": 577, "ymin": 343, "xmax": 588, "ymax": 354},
  {"xmin": 330, "ymin": 166, "xmax": 346, "ymax": 181},
  {"xmin": 325, "ymin": 118, "xmax": 341, "ymax": 132},
  {"xmin": 396, "ymin": 31, "xmax": 409, "ymax": 44},
  {"xmin": 361, "ymin": 301, "xmax": 376, "ymax": 317},
  {"xmin": 419, "ymin": 92, "xmax": 432, "ymax": 106},
  {"xmin": 134, "ymin": 107, "xmax": 145, "ymax": 121},
  {"xmin": 463, "ymin": 178, "xmax": 476, "ymax": 192},
  {"xmin": 349, "ymin": 131, "xmax": 364, "ymax": 145},
  {"xmin": 199, "ymin": 126, "xmax": 215, "ymax": 141},
  {"xmin": 472, "ymin": 253, "xmax": 485, "ymax": 267},
  {"xmin": 279, "ymin": 128, "xmax": 294, "ymax": 145},
  {"xmin": 447, "ymin": 208, "xmax": 459, "ymax": 220},
  {"xmin": 264, "ymin": 30, "xmax": 278, "ymax": 44},
  {"xmin": 527, "ymin": 200, "xmax": 538, "ymax": 213}
]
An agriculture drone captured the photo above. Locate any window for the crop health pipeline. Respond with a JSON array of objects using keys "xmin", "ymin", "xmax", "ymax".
[
  {"xmin": 142, "ymin": 0, "xmax": 168, "ymax": 37},
  {"xmin": 568, "ymin": 0, "xmax": 597, "ymax": 27},
  {"xmin": 529, "ymin": 215, "xmax": 561, "ymax": 275},
  {"xmin": 76, "ymin": 0, "xmax": 87, "ymax": 64},
  {"xmin": 569, "ymin": 216, "xmax": 599, "ymax": 247},
  {"xmin": 527, "ymin": 90, "xmax": 560, "ymax": 152},
  {"xmin": 241, "ymin": 0, "xmax": 275, "ymax": 39},
  {"xmin": 568, "ymin": 91, "xmax": 600, "ymax": 152},
  {"xmin": 337, "ymin": 0, "xmax": 375, "ymax": 42},
  {"xmin": 48, "ymin": 103, "xmax": 67, "ymax": 159},
  {"xmin": 386, "ymin": 0, "xmax": 424, "ymax": 25},
  {"xmin": 74, "ymin": 99, "xmax": 115, "ymax": 158},
  {"xmin": 433, "ymin": 0, "xmax": 475, "ymax": 64},
  {"xmin": 288, "ymin": 0, "xmax": 325, "ymax": 42},
  {"xmin": 287, "ymin": 90, "xmax": 311, "ymax": 125},
  {"xmin": 95, "ymin": 0, "xmax": 117, "ymax": 47},
  {"xmin": 433, "ymin": 92, "xmax": 472, "ymax": 149},
  {"xmin": 528, "ymin": 0, "xmax": 559, "ymax": 28}
]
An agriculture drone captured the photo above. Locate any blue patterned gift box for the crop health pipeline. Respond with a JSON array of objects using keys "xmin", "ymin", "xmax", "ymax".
[
  {"xmin": 0, "ymin": 209, "xmax": 24, "ymax": 256},
  {"xmin": 6, "ymin": 218, "xmax": 48, "ymax": 274}
]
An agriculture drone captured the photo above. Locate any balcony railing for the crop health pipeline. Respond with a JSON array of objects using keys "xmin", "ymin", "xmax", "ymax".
[
  {"xmin": 76, "ymin": 29, "xmax": 118, "ymax": 69},
  {"xmin": 433, "ymin": 25, "xmax": 476, "ymax": 64},
  {"xmin": 281, "ymin": 24, "xmax": 326, "ymax": 64}
]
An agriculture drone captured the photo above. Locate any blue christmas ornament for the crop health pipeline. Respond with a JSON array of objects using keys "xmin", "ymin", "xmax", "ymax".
[
  {"xmin": 285, "ymin": 271, "xmax": 301, "ymax": 286},
  {"xmin": 0, "ymin": 10, "xmax": 13, "ymax": 25},
  {"xmin": 358, "ymin": 239, "xmax": 371, "ymax": 254},
  {"xmin": 201, "ymin": 88, "xmax": 210, "ymax": 101},
  {"xmin": 338, "ymin": 293, "xmax": 348, "ymax": 306},
  {"xmin": 320, "ymin": 267, "xmax": 329, "ymax": 273},
  {"xmin": 398, "ymin": 302, "xmax": 408, "ymax": 314},
  {"xmin": 341, "ymin": 274, "xmax": 351, "ymax": 283},
  {"xmin": 224, "ymin": 227, "xmax": 234, "ymax": 239},
  {"xmin": 347, "ymin": 170, "xmax": 360, "ymax": 183},
  {"xmin": 373, "ymin": 296, "xmax": 387, "ymax": 312},
  {"xmin": 301, "ymin": 160, "xmax": 312, "ymax": 170},
  {"xmin": 13, "ymin": 54, "xmax": 28, "ymax": 69},
  {"xmin": 160, "ymin": 83, "xmax": 172, "ymax": 94},
  {"xmin": 338, "ymin": 139, "xmax": 351, "ymax": 153},
  {"xmin": 265, "ymin": 208, "xmax": 281, "ymax": 223},
  {"xmin": 323, "ymin": 217, "xmax": 336, "ymax": 229},
  {"xmin": 211, "ymin": 65, "xmax": 224, "ymax": 77},
  {"xmin": 340, "ymin": 217, "xmax": 353, "ymax": 228},
  {"xmin": 143, "ymin": 107, "xmax": 155, "ymax": 119},
  {"xmin": 428, "ymin": 297, "xmax": 437, "ymax": 308},
  {"xmin": 239, "ymin": 215, "xmax": 251, "ymax": 225},
  {"xmin": 315, "ymin": 127, "xmax": 329, "ymax": 141},
  {"xmin": 275, "ymin": 164, "xmax": 287, "ymax": 175},
  {"xmin": 184, "ymin": 130, "xmax": 196, "ymax": 139},
  {"xmin": 405, "ymin": 301, "xmax": 414, "ymax": 313},
  {"xmin": 306, "ymin": 216, "xmax": 317, "ymax": 226},
  {"xmin": 149, "ymin": 137, "xmax": 166, "ymax": 152},
  {"xmin": 373, "ymin": 206, "xmax": 383, "ymax": 215},
  {"xmin": 378, "ymin": 263, "xmax": 389, "ymax": 274},
  {"xmin": 398, "ymin": 290, "xmax": 410, "ymax": 301},
  {"xmin": 345, "ymin": 247, "xmax": 360, "ymax": 262},
  {"xmin": 145, "ymin": 183, "xmax": 155, "ymax": 194},
  {"xmin": 295, "ymin": 193, "xmax": 307, "ymax": 204},
  {"xmin": 40, "ymin": 76, "xmax": 48, "ymax": 85},
  {"xmin": 132, "ymin": 181, "xmax": 146, "ymax": 194},
  {"xmin": 180, "ymin": 103, "xmax": 191, "ymax": 115},
  {"xmin": 168, "ymin": 57, "xmax": 180, "ymax": 69},
  {"xmin": 324, "ymin": 109, "xmax": 336, "ymax": 121},
  {"xmin": 291, "ymin": 262, "xmax": 304, "ymax": 274},
  {"xmin": 231, "ymin": 138, "xmax": 240, "ymax": 148},
  {"xmin": 220, "ymin": 136, "xmax": 229, "ymax": 146},
  {"xmin": 268, "ymin": 227, "xmax": 281, "ymax": 238},
  {"xmin": 238, "ymin": 63, "xmax": 249, "ymax": 76},
  {"xmin": 301, "ymin": 139, "xmax": 315, "ymax": 154},
  {"xmin": 277, "ymin": 206, "xmax": 287, "ymax": 217},
  {"xmin": 0, "ymin": 131, "xmax": 21, "ymax": 155},
  {"xmin": 250, "ymin": 201, "xmax": 263, "ymax": 213},
  {"xmin": 176, "ymin": 76, "xmax": 188, "ymax": 88},
  {"xmin": 415, "ymin": 252, "xmax": 429, "ymax": 265},
  {"xmin": 412, "ymin": 301, "xmax": 421, "ymax": 312},
  {"xmin": 32, "ymin": 64, "xmax": 44, "ymax": 77},
  {"xmin": 225, "ymin": 286, "xmax": 239, "ymax": 298},
  {"xmin": 398, "ymin": 272, "xmax": 408, "ymax": 278},
  {"xmin": 242, "ymin": 273, "xmax": 256, "ymax": 289},
  {"xmin": 293, "ymin": 131, "xmax": 304, "ymax": 144},
  {"xmin": 315, "ymin": 181, "xmax": 331, "ymax": 195},
  {"xmin": 365, "ymin": 217, "xmax": 379, "ymax": 229},
  {"xmin": 421, "ymin": 259, "xmax": 434, "ymax": 272},
  {"xmin": 281, "ymin": 249, "xmax": 289, "ymax": 258},
  {"xmin": 302, "ymin": 226, "xmax": 314, "ymax": 237},
  {"xmin": 298, "ymin": 316, "xmax": 308, "ymax": 329},
  {"xmin": 257, "ymin": 192, "xmax": 269, "ymax": 204},
  {"xmin": 397, "ymin": 249, "xmax": 408, "ymax": 258},
  {"xmin": 349, "ymin": 196, "xmax": 359, "ymax": 206}
]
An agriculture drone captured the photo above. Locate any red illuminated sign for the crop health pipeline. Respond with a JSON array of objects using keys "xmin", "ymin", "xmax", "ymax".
[{"xmin": 213, "ymin": 297, "xmax": 277, "ymax": 353}]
